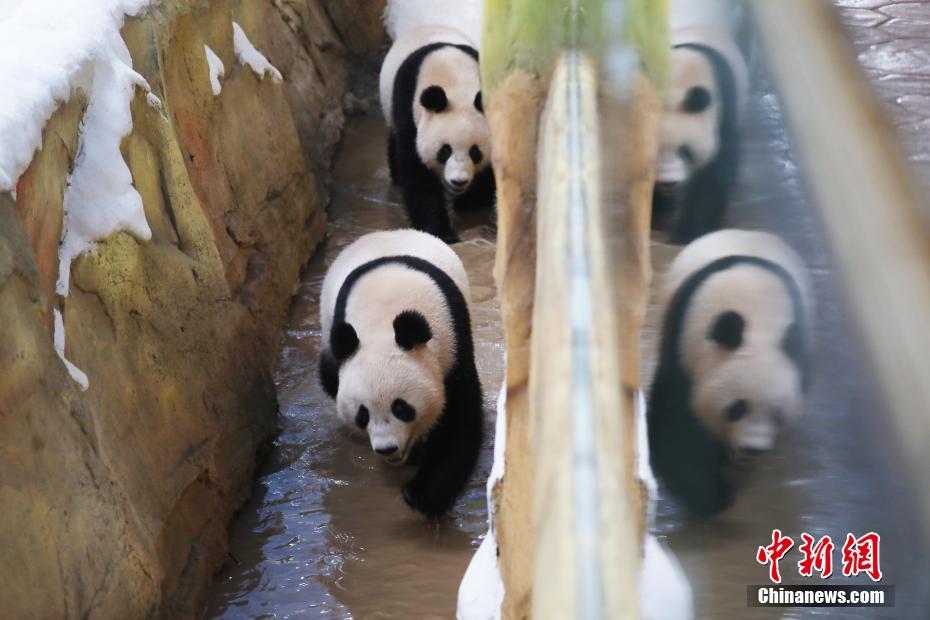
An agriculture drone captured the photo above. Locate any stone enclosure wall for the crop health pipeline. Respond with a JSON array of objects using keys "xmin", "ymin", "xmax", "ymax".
[{"xmin": 0, "ymin": 1, "xmax": 384, "ymax": 617}]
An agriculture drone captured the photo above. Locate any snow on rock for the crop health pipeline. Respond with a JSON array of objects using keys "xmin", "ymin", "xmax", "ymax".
[
  {"xmin": 457, "ymin": 380, "xmax": 506, "ymax": 620},
  {"xmin": 0, "ymin": 0, "xmax": 152, "ymax": 194},
  {"xmin": 204, "ymin": 44, "xmax": 225, "ymax": 96},
  {"xmin": 56, "ymin": 25, "xmax": 153, "ymax": 296},
  {"xmin": 232, "ymin": 22, "xmax": 282, "ymax": 83},
  {"xmin": 53, "ymin": 309, "xmax": 89, "ymax": 390}
]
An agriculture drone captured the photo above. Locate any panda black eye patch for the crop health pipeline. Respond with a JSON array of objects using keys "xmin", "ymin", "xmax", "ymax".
[
  {"xmin": 474, "ymin": 90, "xmax": 483, "ymax": 113},
  {"xmin": 391, "ymin": 399, "xmax": 416, "ymax": 423},
  {"xmin": 682, "ymin": 85, "xmax": 712, "ymax": 113},
  {"xmin": 469, "ymin": 145, "xmax": 483, "ymax": 164},
  {"xmin": 355, "ymin": 405, "xmax": 370, "ymax": 429},
  {"xmin": 708, "ymin": 310, "xmax": 744, "ymax": 350},
  {"xmin": 437, "ymin": 144, "xmax": 452, "ymax": 164}
]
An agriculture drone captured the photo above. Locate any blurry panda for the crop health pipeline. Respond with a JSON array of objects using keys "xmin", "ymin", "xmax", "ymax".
[
  {"xmin": 654, "ymin": 5, "xmax": 749, "ymax": 244},
  {"xmin": 648, "ymin": 230, "xmax": 813, "ymax": 516},
  {"xmin": 318, "ymin": 229, "xmax": 483, "ymax": 517},
  {"xmin": 379, "ymin": 0, "xmax": 494, "ymax": 243}
]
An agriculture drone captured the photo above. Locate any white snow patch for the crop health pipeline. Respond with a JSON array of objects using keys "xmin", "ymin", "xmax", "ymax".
[
  {"xmin": 56, "ymin": 27, "xmax": 153, "ymax": 296},
  {"xmin": 636, "ymin": 389, "xmax": 694, "ymax": 620},
  {"xmin": 636, "ymin": 389, "xmax": 658, "ymax": 523},
  {"xmin": 204, "ymin": 44, "xmax": 225, "ymax": 96},
  {"xmin": 641, "ymin": 535, "xmax": 693, "ymax": 620},
  {"xmin": 53, "ymin": 309, "xmax": 89, "ymax": 390},
  {"xmin": 457, "ymin": 380, "xmax": 506, "ymax": 620},
  {"xmin": 0, "ymin": 0, "xmax": 152, "ymax": 194},
  {"xmin": 232, "ymin": 22, "xmax": 282, "ymax": 83},
  {"xmin": 384, "ymin": 0, "xmax": 483, "ymax": 47}
]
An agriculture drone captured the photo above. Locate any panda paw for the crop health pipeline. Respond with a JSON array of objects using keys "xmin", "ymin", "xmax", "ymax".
[
  {"xmin": 402, "ymin": 480, "xmax": 452, "ymax": 519},
  {"xmin": 439, "ymin": 231, "xmax": 461, "ymax": 245}
]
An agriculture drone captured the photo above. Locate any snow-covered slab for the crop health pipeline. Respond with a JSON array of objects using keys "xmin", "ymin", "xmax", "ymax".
[
  {"xmin": 232, "ymin": 22, "xmax": 282, "ymax": 83},
  {"xmin": 0, "ymin": 0, "xmax": 152, "ymax": 193},
  {"xmin": 204, "ymin": 44, "xmax": 225, "ymax": 96}
]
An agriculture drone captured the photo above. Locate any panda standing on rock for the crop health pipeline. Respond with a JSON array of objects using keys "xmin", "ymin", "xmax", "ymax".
[
  {"xmin": 379, "ymin": 0, "xmax": 495, "ymax": 243},
  {"xmin": 318, "ymin": 229, "xmax": 483, "ymax": 517}
]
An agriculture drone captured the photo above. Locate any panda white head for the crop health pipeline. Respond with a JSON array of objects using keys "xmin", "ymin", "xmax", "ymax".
[
  {"xmin": 330, "ymin": 310, "xmax": 445, "ymax": 463},
  {"xmin": 416, "ymin": 85, "xmax": 492, "ymax": 196},
  {"xmin": 656, "ymin": 46, "xmax": 721, "ymax": 190}
]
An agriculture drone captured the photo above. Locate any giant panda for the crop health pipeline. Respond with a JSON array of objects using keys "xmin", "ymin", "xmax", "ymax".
[
  {"xmin": 653, "ymin": 18, "xmax": 749, "ymax": 244},
  {"xmin": 318, "ymin": 229, "xmax": 483, "ymax": 517},
  {"xmin": 379, "ymin": 11, "xmax": 494, "ymax": 244},
  {"xmin": 648, "ymin": 229, "xmax": 813, "ymax": 515}
]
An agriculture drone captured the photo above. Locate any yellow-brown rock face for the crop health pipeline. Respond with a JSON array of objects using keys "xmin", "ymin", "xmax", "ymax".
[{"xmin": 0, "ymin": 1, "xmax": 385, "ymax": 617}]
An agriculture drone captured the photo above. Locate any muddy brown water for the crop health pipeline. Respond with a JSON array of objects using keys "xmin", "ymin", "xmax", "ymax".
[{"xmin": 203, "ymin": 117, "xmax": 503, "ymax": 619}]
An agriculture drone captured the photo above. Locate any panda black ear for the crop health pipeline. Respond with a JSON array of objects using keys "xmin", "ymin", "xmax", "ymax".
[
  {"xmin": 331, "ymin": 321, "xmax": 359, "ymax": 361},
  {"xmin": 420, "ymin": 85, "xmax": 448, "ymax": 112},
  {"xmin": 394, "ymin": 310, "xmax": 432, "ymax": 350},
  {"xmin": 474, "ymin": 90, "xmax": 483, "ymax": 113},
  {"xmin": 708, "ymin": 310, "xmax": 744, "ymax": 350}
]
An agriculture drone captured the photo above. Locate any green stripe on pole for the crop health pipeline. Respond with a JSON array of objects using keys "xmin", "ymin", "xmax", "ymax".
[{"xmin": 481, "ymin": 0, "xmax": 667, "ymax": 91}]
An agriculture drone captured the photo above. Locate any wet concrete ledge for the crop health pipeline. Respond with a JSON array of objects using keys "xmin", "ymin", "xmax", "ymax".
[{"xmin": 0, "ymin": 1, "xmax": 385, "ymax": 617}]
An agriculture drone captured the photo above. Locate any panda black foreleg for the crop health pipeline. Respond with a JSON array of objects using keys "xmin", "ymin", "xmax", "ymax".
[
  {"xmin": 648, "ymin": 363, "xmax": 734, "ymax": 516},
  {"xmin": 672, "ymin": 138, "xmax": 739, "ymax": 244},
  {"xmin": 402, "ymin": 172, "xmax": 459, "ymax": 244},
  {"xmin": 387, "ymin": 132, "xmax": 400, "ymax": 185},
  {"xmin": 319, "ymin": 349, "xmax": 340, "ymax": 399},
  {"xmin": 453, "ymin": 167, "xmax": 496, "ymax": 212},
  {"xmin": 402, "ymin": 368, "xmax": 483, "ymax": 517},
  {"xmin": 671, "ymin": 173, "xmax": 728, "ymax": 244}
]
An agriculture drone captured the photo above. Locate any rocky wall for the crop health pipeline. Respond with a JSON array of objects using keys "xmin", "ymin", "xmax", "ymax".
[{"xmin": 0, "ymin": 0, "xmax": 385, "ymax": 617}]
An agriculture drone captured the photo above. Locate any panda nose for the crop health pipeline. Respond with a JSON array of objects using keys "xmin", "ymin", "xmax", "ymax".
[
  {"xmin": 375, "ymin": 445, "xmax": 398, "ymax": 456},
  {"xmin": 450, "ymin": 178, "xmax": 468, "ymax": 189},
  {"xmin": 740, "ymin": 446, "xmax": 768, "ymax": 458}
]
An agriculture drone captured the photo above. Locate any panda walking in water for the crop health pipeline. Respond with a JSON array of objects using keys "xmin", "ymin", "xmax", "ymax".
[
  {"xmin": 654, "ymin": 0, "xmax": 749, "ymax": 244},
  {"xmin": 318, "ymin": 229, "xmax": 483, "ymax": 517},
  {"xmin": 648, "ymin": 230, "xmax": 814, "ymax": 516},
  {"xmin": 379, "ymin": 0, "xmax": 495, "ymax": 243}
]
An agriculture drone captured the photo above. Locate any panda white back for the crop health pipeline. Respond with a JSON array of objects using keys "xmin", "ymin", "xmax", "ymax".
[
  {"xmin": 320, "ymin": 229, "xmax": 469, "ymax": 342},
  {"xmin": 383, "ymin": 0, "xmax": 482, "ymax": 48},
  {"xmin": 670, "ymin": 0, "xmax": 742, "ymax": 34},
  {"xmin": 379, "ymin": 26, "xmax": 479, "ymax": 128},
  {"xmin": 663, "ymin": 229, "xmax": 812, "ymax": 319}
]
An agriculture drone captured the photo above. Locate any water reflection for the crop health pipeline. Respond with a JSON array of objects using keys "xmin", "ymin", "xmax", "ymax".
[{"xmin": 642, "ymin": 5, "xmax": 930, "ymax": 617}]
